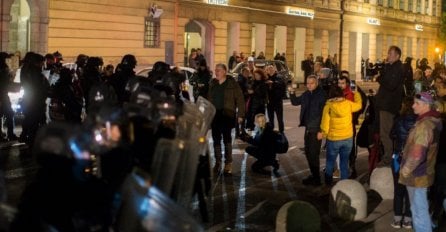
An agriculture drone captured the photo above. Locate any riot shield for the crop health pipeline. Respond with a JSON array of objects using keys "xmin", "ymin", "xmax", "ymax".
[
  {"xmin": 150, "ymin": 138, "xmax": 183, "ymax": 194},
  {"xmin": 116, "ymin": 170, "xmax": 203, "ymax": 232},
  {"xmin": 181, "ymin": 97, "xmax": 215, "ymax": 155},
  {"xmin": 172, "ymin": 108, "xmax": 201, "ymax": 208},
  {"xmin": 195, "ymin": 96, "xmax": 216, "ymax": 136}
]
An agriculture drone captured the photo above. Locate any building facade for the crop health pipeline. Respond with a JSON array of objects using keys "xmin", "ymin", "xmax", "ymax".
[{"xmin": 0, "ymin": 0, "xmax": 441, "ymax": 81}]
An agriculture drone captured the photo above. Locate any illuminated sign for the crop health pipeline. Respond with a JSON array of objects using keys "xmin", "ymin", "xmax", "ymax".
[
  {"xmin": 415, "ymin": 24, "xmax": 423, "ymax": 31},
  {"xmin": 367, "ymin": 18, "xmax": 380, "ymax": 25},
  {"xmin": 286, "ymin": 7, "xmax": 314, "ymax": 19},
  {"xmin": 206, "ymin": 0, "xmax": 228, "ymax": 5}
]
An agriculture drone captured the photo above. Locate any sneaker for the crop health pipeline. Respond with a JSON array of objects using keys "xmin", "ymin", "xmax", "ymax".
[
  {"xmin": 390, "ymin": 220, "xmax": 402, "ymax": 229},
  {"xmin": 402, "ymin": 221, "xmax": 412, "ymax": 229},
  {"xmin": 333, "ymin": 169, "xmax": 340, "ymax": 179},
  {"xmin": 224, "ymin": 163, "xmax": 232, "ymax": 174}
]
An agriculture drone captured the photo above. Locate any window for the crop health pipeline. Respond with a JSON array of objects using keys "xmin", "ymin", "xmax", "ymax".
[
  {"xmin": 408, "ymin": 0, "xmax": 413, "ymax": 11},
  {"xmin": 364, "ymin": 0, "xmax": 370, "ymax": 3},
  {"xmin": 424, "ymin": 0, "xmax": 429, "ymax": 14},
  {"xmin": 416, "ymin": 0, "xmax": 421, "ymax": 12},
  {"xmin": 399, "ymin": 0, "xmax": 404, "ymax": 10},
  {"xmin": 377, "ymin": 0, "xmax": 383, "ymax": 6},
  {"xmin": 144, "ymin": 17, "xmax": 160, "ymax": 48},
  {"xmin": 432, "ymin": 0, "xmax": 437, "ymax": 15},
  {"xmin": 388, "ymin": 0, "xmax": 394, "ymax": 7}
]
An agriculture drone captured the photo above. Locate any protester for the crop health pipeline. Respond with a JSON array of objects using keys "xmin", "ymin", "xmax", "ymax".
[
  {"xmin": 318, "ymin": 86, "xmax": 362, "ymax": 186},
  {"xmin": 399, "ymin": 92, "xmax": 442, "ymax": 232},
  {"xmin": 289, "ymin": 75, "xmax": 326, "ymax": 186},
  {"xmin": 375, "ymin": 45, "xmax": 404, "ymax": 167},
  {"xmin": 244, "ymin": 114, "xmax": 279, "ymax": 174},
  {"xmin": 390, "ymin": 97, "xmax": 416, "ymax": 229},
  {"xmin": 208, "ymin": 63, "xmax": 245, "ymax": 175}
]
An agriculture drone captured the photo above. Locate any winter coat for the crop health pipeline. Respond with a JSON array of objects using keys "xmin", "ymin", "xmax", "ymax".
[
  {"xmin": 267, "ymin": 73, "xmax": 286, "ymax": 104},
  {"xmin": 399, "ymin": 110, "xmax": 442, "ymax": 188},
  {"xmin": 289, "ymin": 86, "xmax": 326, "ymax": 130},
  {"xmin": 375, "ymin": 60, "xmax": 404, "ymax": 114},
  {"xmin": 248, "ymin": 79, "xmax": 268, "ymax": 111},
  {"xmin": 208, "ymin": 76, "xmax": 245, "ymax": 119},
  {"xmin": 320, "ymin": 91, "xmax": 362, "ymax": 141},
  {"xmin": 237, "ymin": 74, "xmax": 249, "ymax": 101},
  {"xmin": 391, "ymin": 114, "xmax": 417, "ymax": 154},
  {"xmin": 246, "ymin": 122, "xmax": 276, "ymax": 161}
]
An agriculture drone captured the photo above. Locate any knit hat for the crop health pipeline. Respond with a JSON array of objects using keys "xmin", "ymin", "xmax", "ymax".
[{"xmin": 415, "ymin": 92, "xmax": 435, "ymax": 105}]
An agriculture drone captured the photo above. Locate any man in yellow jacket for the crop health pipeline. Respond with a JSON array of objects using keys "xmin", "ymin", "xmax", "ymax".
[{"xmin": 317, "ymin": 86, "xmax": 362, "ymax": 185}]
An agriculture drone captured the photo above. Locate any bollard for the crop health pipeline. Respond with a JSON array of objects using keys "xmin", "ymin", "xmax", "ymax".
[
  {"xmin": 370, "ymin": 167, "xmax": 394, "ymax": 200},
  {"xmin": 276, "ymin": 200, "xmax": 321, "ymax": 232},
  {"xmin": 330, "ymin": 179, "xmax": 367, "ymax": 221}
]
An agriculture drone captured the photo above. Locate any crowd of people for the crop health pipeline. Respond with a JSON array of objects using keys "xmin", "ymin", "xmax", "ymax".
[
  {"xmin": 1, "ymin": 45, "xmax": 446, "ymax": 230},
  {"xmin": 0, "ymin": 51, "xmax": 217, "ymax": 230},
  {"xmin": 295, "ymin": 45, "xmax": 446, "ymax": 231}
]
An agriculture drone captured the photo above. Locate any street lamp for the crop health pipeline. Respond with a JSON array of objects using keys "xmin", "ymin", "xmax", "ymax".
[{"xmin": 435, "ymin": 47, "xmax": 441, "ymax": 63}]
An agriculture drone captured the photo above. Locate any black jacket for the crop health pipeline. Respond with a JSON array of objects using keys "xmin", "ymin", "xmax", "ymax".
[
  {"xmin": 301, "ymin": 59, "xmax": 314, "ymax": 78},
  {"xmin": 248, "ymin": 79, "xmax": 268, "ymax": 110},
  {"xmin": 375, "ymin": 60, "xmax": 404, "ymax": 114},
  {"xmin": 267, "ymin": 73, "xmax": 286, "ymax": 104},
  {"xmin": 289, "ymin": 86, "xmax": 326, "ymax": 130},
  {"xmin": 391, "ymin": 114, "xmax": 417, "ymax": 153}
]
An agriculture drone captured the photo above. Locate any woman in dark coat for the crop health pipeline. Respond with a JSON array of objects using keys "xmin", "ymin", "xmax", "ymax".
[{"xmin": 245, "ymin": 69, "xmax": 268, "ymax": 130}]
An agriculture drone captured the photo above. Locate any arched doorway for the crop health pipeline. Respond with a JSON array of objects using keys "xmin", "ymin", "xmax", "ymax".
[
  {"xmin": 184, "ymin": 20, "xmax": 215, "ymax": 68},
  {"xmin": 0, "ymin": 0, "xmax": 48, "ymax": 54},
  {"xmin": 8, "ymin": 0, "xmax": 30, "ymax": 55}
]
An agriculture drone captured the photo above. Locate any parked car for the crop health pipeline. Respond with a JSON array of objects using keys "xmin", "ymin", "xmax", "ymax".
[
  {"xmin": 229, "ymin": 59, "xmax": 294, "ymax": 84},
  {"xmin": 136, "ymin": 66, "xmax": 197, "ymax": 102},
  {"xmin": 229, "ymin": 59, "xmax": 294, "ymax": 98}
]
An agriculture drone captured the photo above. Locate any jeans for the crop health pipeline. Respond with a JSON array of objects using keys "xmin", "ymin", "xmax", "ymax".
[
  {"xmin": 407, "ymin": 186, "xmax": 432, "ymax": 232},
  {"xmin": 325, "ymin": 138, "xmax": 353, "ymax": 185}
]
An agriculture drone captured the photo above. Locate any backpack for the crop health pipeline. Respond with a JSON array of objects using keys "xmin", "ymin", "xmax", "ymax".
[{"xmin": 275, "ymin": 131, "xmax": 289, "ymax": 154}]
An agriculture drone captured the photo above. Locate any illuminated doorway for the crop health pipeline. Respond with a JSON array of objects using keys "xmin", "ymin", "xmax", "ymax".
[{"xmin": 184, "ymin": 20, "xmax": 215, "ymax": 68}]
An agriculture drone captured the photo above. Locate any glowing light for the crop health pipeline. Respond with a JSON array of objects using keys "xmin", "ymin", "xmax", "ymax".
[{"xmin": 415, "ymin": 24, "xmax": 423, "ymax": 31}]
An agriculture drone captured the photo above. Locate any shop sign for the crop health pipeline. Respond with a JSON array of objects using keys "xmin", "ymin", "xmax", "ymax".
[
  {"xmin": 367, "ymin": 18, "xmax": 380, "ymax": 25},
  {"xmin": 206, "ymin": 0, "xmax": 228, "ymax": 5},
  {"xmin": 415, "ymin": 24, "xmax": 423, "ymax": 31},
  {"xmin": 286, "ymin": 7, "xmax": 314, "ymax": 19}
]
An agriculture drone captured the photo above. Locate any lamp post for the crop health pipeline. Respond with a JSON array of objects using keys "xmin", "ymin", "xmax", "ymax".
[
  {"xmin": 339, "ymin": 0, "xmax": 345, "ymax": 70},
  {"xmin": 435, "ymin": 47, "xmax": 441, "ymax": 64}
]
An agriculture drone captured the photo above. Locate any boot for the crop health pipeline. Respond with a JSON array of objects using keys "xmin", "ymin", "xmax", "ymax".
[{"xmin": 224, "ymin": 163, "xmax": 232, "ymax": 174}]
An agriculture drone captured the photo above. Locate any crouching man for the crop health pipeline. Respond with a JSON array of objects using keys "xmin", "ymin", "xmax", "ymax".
[{"xmin": 244, "ymin": 114, "xmax": 279, "ymax": 175}]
